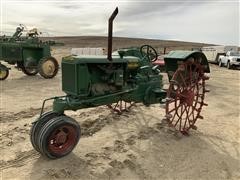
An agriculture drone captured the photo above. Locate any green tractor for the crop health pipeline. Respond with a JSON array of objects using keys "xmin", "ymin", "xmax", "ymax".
[
  {"xmin": 0, "ymin": 24, "xmax": 61, "ymax": 80},
  {"xmin": 30, "ymin": 8, "xmax": 210, "ymax": 159}
]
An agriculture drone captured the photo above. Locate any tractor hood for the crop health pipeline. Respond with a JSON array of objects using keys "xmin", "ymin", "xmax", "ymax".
[{"xmin": 62, "ymin": 54, "xmax": 132, "ymax": 64}]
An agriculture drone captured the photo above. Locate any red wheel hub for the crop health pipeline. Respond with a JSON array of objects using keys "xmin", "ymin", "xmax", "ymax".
[
  {"xmin": 55, "ymin": 131, "xmax": 67, "ymax": 145},
  {"xmin": 48, "ymin": 125, "xmax": 78, "ymax": 155}
]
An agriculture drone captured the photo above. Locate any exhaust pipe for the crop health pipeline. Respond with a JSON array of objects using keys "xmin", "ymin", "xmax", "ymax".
[{"xmin": 107, "ymin": 7, "xmax": 118, "ymax": 61}]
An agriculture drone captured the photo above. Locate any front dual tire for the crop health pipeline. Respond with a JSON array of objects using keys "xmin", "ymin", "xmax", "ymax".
[{"xmin": 30, "ymin": 112, "xmax": 81, "ymax": 159}]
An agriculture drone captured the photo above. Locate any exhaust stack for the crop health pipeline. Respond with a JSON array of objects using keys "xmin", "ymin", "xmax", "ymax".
[{"xmin": 107, "ymin": 7, "xmax": 118, "ymax": 61}]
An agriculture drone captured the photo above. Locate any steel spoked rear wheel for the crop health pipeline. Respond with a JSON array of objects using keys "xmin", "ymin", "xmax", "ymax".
[
  {"xmin": 37, "ymin": 115, "xmax": 81, "ymax": 159},
  {"xmin": 38, "ymin": 57, "xmax": 59, "ymax": 79},
  {"xmin": 165, "ymin": 61, "xmax": 209, "ymax": 135},
  {"xmin": 107, "ymin": 100, "xmax": 135, "ymax": 114}
]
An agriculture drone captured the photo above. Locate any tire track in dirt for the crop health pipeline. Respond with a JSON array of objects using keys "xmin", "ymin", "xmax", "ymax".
[
  {"xmin": 0, "ymin": 106, "xmax": 110, "ymax": 151},
  {"xmin": 0, "ymin": 106, "xmax": 51, "ymax": 123},
  {"xmin": 0, "ymin": 124, "xmax": 31, "ymax": 149},
  {"xmin": 0, "ymin": 108, "xmax": 133, "ymax": 170},
  {"xmin": 0, "ymin": 104, "xmax": 170, "ymax": 173},
  {"xmin": 0, "ymin": 150, "xmax": 39, "ymax": 170},
  {"xmin": 82, "ymin": 120, "xmax": 174, "ymax": 179}
]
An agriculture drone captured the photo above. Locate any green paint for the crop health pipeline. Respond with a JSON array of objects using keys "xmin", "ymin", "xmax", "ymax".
[
  {"xmin": 0, "ymin": 25, "xmax": 63, "ymax": 79},
  {"xmin": 52, "ymin": 47, "xmax": 166, "ymax": 113}
]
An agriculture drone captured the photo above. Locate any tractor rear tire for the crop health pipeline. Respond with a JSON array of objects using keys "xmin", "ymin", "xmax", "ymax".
[
  {"xmin": 36, "ymin": 115, "xmax": 80, "ymax": 159},
  {"xmin": 38, "ymin": 57, "xmax": 59, "ymax": 79},
  {"xmin": 30, "ymin": 111, "xmax": 61, "ymax": 152},
  {"xmin": 21, "ymin": 66, "xmax": 38, "ymax": 76},
  {"xmin": 17, "ymin": 62, "xmax": 38, "ymax": 76},
  {"xmin": 0, "ymin": 68, "xmax": 9, "ymax": 80}
]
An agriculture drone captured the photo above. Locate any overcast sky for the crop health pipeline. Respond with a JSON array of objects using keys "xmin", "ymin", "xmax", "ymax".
[{"xmin": 0, "ymin": 0, "xmax": 239, "ymax": 45}]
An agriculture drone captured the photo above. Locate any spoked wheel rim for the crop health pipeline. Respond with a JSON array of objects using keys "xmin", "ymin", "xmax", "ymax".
[
  {"xmin": 166, "ymin": 61, "xmax": 209, "ymax": 135},
  {"xmin": 48, "ymin": 125, "xmax": 78, "ymax": 155},
  {"xmin": 41, "ymin": 60, "xmax": 56, "ymax": 76},
  {"xmin": 107, "ymin": 100, "xmax": 135, "ymax": 114}
]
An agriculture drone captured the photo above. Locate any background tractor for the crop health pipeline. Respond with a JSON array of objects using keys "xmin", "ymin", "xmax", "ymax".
[
  {"xmin": 30, "ymin": 8, "xmax": 210, "ymax": 159},
  {"xmin": 0, "ymin": 24, "xmax": 61, "ymax": 80}
]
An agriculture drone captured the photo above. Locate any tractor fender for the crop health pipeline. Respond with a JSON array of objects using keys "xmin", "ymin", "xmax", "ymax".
[{"xmin": 163, "ymin": 50, "xmax": 210, "ymax": 81}]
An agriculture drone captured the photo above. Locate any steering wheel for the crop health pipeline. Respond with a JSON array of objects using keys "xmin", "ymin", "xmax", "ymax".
[{"xmin": 140, "ymin": 45, "xmax": 158, "ymax": 62}]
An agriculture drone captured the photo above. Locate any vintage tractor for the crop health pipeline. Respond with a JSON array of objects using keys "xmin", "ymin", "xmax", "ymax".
[
  {"xmin": 0, "ymin": 24, "xmax": 61, "ymax": 80},
  {"xmin": 30, "ymin": 8, "xmax": 210, "ymax": 159}
]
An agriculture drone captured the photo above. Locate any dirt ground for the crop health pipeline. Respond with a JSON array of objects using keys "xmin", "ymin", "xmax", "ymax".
[{"xmin": 0, "ymin": 44, "xmax": 240, "ymax": 180}]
